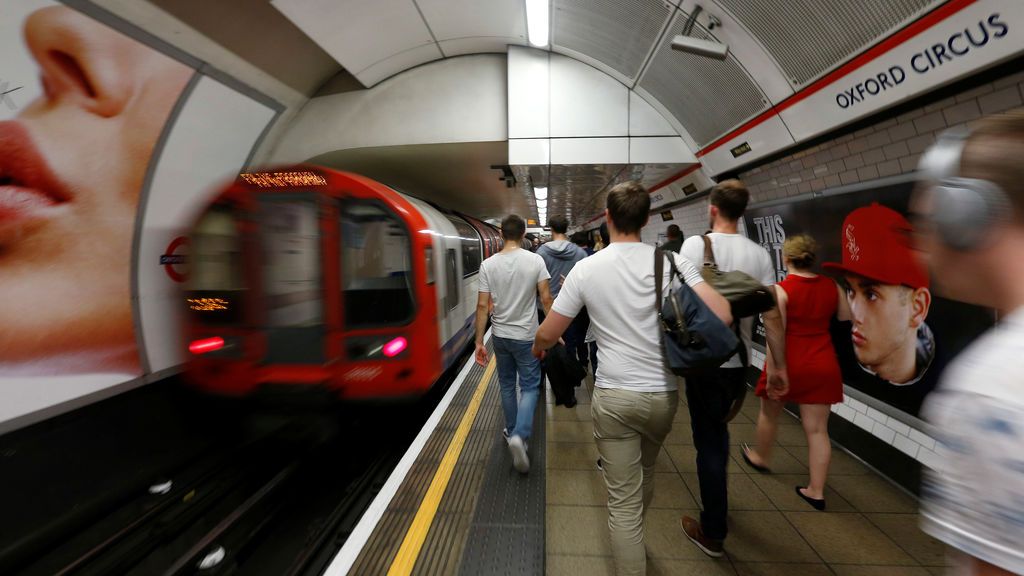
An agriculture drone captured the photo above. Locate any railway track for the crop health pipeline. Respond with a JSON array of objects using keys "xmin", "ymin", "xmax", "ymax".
[{"xmin": 3, "ymin": 351, "xmax": 467, "ymax": 576}]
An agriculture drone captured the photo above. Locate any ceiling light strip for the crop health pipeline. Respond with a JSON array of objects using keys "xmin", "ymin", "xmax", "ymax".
[{"xmin": 526, "ymin": 0, "xmax": 550, "ymax": 47}]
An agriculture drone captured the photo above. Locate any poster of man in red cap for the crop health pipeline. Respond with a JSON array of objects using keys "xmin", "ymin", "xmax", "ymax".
[
  {"xmin": 743, "ymin": 175, "xmax": 993, "ymax": 418},
  {"xmin": 822, "ymin": 203, "xmax": 934, "ymax": 386}
]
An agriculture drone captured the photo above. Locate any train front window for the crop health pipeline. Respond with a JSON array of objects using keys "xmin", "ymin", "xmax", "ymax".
[
  {"xmin": 187, "ymin": 205, "xmax": 243, "ymax": 325},
  {"xmin": 260, "ymin": 197, "xmax": 323, "ymax": 328},
  {"xmin": 341, "ymin": 202, "xmax": 414, "ymax": 328}
]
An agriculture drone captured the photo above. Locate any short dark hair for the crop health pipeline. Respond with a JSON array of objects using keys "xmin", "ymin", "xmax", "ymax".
[
  {"xmin": 571, "ymin": 231, "xmax": 588, "ymax": 245},
  {"xmin": 501, "ymin": 214, "xmax": 526, "ymax": 240},
  {"xmin": 606, "ymin": 181, "xmax": 650, "ymax": 235},
  {"xmin": 666, "ymin": 224, "xmax": 681, "ymax": 238},
  {"xmin": 710, "ymin": 179, "xmax": 750, "ymax": 220},
  {"xmin": 548, "ymin": 215, "xmax": 569, "ymax": 234},
  {"xmin": 599, "ymin": 222, "xmax": 609, "ymax": 245}
]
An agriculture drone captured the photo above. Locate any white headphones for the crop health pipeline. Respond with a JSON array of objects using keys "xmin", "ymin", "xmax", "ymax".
[{"xmin": 917, "ymin": 126, "xmax": 1012, "ymax": 251}]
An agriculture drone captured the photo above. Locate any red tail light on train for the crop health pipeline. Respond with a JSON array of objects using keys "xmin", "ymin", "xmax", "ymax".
[
  {"xmin": 382, "ymin": 337, "xmax": 408, "ymax": 358},
  {"xmin": 189, "ymin": 337, "xmax": 225, "ymax": 354}
]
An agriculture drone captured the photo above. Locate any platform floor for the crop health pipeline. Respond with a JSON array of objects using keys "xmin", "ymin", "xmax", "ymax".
[{"xmin": 545, "ymin": 376, "xmax": 951, "ymax": 576}]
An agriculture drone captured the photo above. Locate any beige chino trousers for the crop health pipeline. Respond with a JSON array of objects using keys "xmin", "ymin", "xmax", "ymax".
[{"xmin": 592, "ymin": 386, "xmax": 678, "ymax": 576}]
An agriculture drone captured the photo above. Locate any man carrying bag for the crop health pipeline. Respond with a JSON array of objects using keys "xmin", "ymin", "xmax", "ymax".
[
  {"xmin": 678, "ymin": 179, "xmax": 787, "ymax": 557},
  {"xmin": 533, "ymin": 182, "xmax": 731, "ymax": 576}
]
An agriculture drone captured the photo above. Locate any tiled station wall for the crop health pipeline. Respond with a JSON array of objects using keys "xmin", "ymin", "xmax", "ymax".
[
  {"xmin": 652, "ymin": 69, "xmax": 1024, "ymax": 466},
  {"xmin": 739, "ymin": 72, "xmax": 1024, "ymax": 202}
]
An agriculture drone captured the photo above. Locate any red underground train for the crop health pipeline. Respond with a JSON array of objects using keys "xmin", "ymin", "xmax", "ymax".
[{"xmin": 182, "ymin": 166, "xmax": 501, "ymax": 402}]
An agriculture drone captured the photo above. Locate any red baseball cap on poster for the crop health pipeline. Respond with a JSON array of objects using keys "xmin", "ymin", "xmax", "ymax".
[{"xmin": 822, "ymin": 203, "xmax": 929, "ymax": 289}]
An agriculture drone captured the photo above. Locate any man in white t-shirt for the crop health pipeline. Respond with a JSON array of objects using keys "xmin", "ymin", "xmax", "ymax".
[
  {"xmin": 913, "ymin": 113, "xmax": 1024, "ymax": 575},
  {"xmin": 678, "ymin": 179, "xmax": 775, "ymax": 556},
  {"xmin": 475, "ymin": 214, "xmax": 553, "ymax": 474},
  {"xmin": 533, "ymin": 182, "xmax": 731, "ymax": 576}
]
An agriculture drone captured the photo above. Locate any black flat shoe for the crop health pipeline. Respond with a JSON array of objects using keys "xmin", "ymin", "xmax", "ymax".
[
  {"xmin": 795, "ymin": 486, "xmax": 826, "ymax": 511},
  {"xmin": 741, "ymin": 443, "xmax": 771, "ymax": 473}
]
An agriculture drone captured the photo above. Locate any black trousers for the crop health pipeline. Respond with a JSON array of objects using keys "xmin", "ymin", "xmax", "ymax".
[
  {"xmin": 684, "ymin": 367, "xmax": 746, "ymax": 541},
  {"xmin": 563, "ymin": 308, "xmax": 589, "ymax": 369}
]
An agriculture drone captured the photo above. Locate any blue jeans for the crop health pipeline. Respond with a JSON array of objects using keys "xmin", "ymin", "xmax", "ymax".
[
  {"xmin": 492, "ymin": 336, "xmax": 541, "ymax": 442},
  {"xmin": 685, "ymin": 367, "xmax": 746, "ymax": 541}
]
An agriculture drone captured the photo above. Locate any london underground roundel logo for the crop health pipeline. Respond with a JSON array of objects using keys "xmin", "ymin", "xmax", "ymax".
[{"xmin": 161, "ymin": 236, "xmax": 188, "ymax": 283}]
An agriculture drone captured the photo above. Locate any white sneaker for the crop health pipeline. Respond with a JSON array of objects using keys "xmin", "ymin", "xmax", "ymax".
[
  {"xmin": 502, "ymin": 428, "xmax": 510, "ymax": 442},
  {"xmin": 508, "ymin": 435, "xmax": 530, "ymax": 473}
]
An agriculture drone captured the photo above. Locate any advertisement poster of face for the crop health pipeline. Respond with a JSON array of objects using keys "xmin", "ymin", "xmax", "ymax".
[
  {"xmin": 743, "ymin": 177, "xmax": 994, "ymax": 418},
  {"xmin": 0, "ymin": 2, "xmax": 190, "ymax": 390}
]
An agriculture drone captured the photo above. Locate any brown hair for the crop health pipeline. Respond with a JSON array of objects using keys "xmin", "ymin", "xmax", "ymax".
[
  {"xmin": 783, "ymin": 234, "xmax": 817, "ymax": 270},
  {"xmin": 961, "ymin": 109, "xmax": 1024, "ymax": 220},
  {"xmin": 606, "ymin": 181, "xmax": 651, "ymax": 235},
  {"xmin": 501, "ymin": 214, "xmax": 526, "ymax": 241},
  {"xmin": 548, "ymin": 214, "xmax": 569, "ymax": 234},
  {"xmin": 710, "ymin": 179, "xmax": 750, "ymax": 221}
]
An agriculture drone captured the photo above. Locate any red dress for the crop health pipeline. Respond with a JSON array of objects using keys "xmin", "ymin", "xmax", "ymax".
[{"xmin": 755, "ymin": 275, "xmax": 843, "ymax": 404}]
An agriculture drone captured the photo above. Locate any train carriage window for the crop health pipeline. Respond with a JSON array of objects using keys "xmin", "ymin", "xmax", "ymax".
[
  {"xmin": 187, "ymin": 205, "xmax": 243, "ymax": 325},
  {"xmin": 445, "ymin": 249, "xmax": 458, "ymax": 311},
  {"xmin": 341, "ymin": 202, "xmax": 414, "ymax": 327},
  {"xmin": 445, "ymin": 215, "xmax": 482, "ymax": 277}
]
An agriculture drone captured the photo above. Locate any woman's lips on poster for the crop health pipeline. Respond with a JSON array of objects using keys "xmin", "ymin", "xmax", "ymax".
[
  {"xmin": 0, "ymin": 121, "xmax": 71, "ymax": 243},
  {"xmin": 851, "ymin": 329, "xmax": 867, "ymax": 346}
]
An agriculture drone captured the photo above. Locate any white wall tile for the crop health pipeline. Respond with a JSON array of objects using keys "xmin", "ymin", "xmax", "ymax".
[
  {"xmin": 918, "ymin": 447, "xmax": 942, "ymax": 470},
  {"xmin": 909, "ymin": 428, "xmax": 937, "ymax": 451},
  {"xmin": 848, "ymin": 398, "xmax": 868, "ymax": 413},
  {"xmin": 886, "ymin": 416, "xmax": 912, "ymax": 437},
  {"xmin": 854, "ymin": 412, "xmax": 875, "ymax": 431},
  {"xmin": 836, "ymin": 404, "xmax": 858, "ymax": 423},
  {"xmin": 867, "ymin": 407, "xmax": 889, "ymax": 423},
  {"xmin": 893, "ymin": 434, "xmax": 921, "ymax": 459},
  {"xmin": 872, "ymin": 421, "xmax": 897, "ymax": 444}
]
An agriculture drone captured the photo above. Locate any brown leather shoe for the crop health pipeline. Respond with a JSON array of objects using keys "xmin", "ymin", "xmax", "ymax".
[{"xmin": 680, "ymin": 515, "xmax": 724, "ymax": 558}]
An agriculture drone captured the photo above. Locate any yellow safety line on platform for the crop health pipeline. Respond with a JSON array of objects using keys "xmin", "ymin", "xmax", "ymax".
[{"xmin": 386, "ymin": 356, "xmax": 496, "ymax": 576}]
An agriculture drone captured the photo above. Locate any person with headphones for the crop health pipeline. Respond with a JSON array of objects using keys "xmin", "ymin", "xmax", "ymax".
[
  {"xmin": 823, "ymin": 204, "xmax": 935, "ymax": 386},
  {"xmin": 913, "ymin": 111, "xmax": 1024, "ymax": 576}
]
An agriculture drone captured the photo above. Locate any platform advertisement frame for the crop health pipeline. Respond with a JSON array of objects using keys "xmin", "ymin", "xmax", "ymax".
[
  {"xmin": 742, "ymin": 174, "xmax": 995, "ymax": 422},
  {"xmin": 0, "ymin": 0, "xmax": 280, "ymax": 432}
]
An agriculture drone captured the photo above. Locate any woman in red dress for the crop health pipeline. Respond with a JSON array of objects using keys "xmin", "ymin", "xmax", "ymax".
[{"xmin": 743, "ymin": 235, "xmax": 850, "ymax": 510}]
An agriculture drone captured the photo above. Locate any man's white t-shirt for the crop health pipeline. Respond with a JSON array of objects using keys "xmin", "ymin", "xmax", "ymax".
[
  {"xmin": 551, "ymin": 242, "xmax": 704, "ymax": 393},
  {"xmin": 920, "ymin": 307, "xmax": 1024, "ymax": 575},
  {"xmin": 681, "ymin": 233, "xmax": 775, "ymax": 368},
  {"xmin": 478, "ymin": 248, "xmax": 550, "ymax": 341}
]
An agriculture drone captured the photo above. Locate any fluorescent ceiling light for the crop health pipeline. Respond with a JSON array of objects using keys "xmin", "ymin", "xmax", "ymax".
[
  {"xmin": 533, "ymin": 186, "xmax": 547, "ymax": 200},
  {"xmin": 525, "ymin": 0, "xmax": 549, "ymax": 48},
  {"xmin": 537, "ymin": 198, "xmax": 547, "ymax": 209}
]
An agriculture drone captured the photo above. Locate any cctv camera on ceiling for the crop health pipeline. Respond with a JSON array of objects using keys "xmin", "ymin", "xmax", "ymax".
[{"xmin": 671, "ymin": 35, "xmax": 729, "ymax": 60}]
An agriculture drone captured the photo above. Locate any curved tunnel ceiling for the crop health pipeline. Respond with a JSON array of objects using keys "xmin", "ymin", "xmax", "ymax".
[{"xmin": 270, "ymin": 0, "xmax": 943, "ymax": 150}]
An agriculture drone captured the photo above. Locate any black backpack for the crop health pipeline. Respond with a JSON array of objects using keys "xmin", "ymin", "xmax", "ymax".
[
  {"xmin": 654, "ymin": 249, "xmax": 740, "ymax": 376},
  {"xmin": 543, "ymin": 342, "xmax": 587, "ymax": 408}
]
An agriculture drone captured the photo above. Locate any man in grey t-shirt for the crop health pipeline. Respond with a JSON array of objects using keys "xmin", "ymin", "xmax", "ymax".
[{"xmin": 475, "ymin": 215, "xmax": 552, "ymax": 474}]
